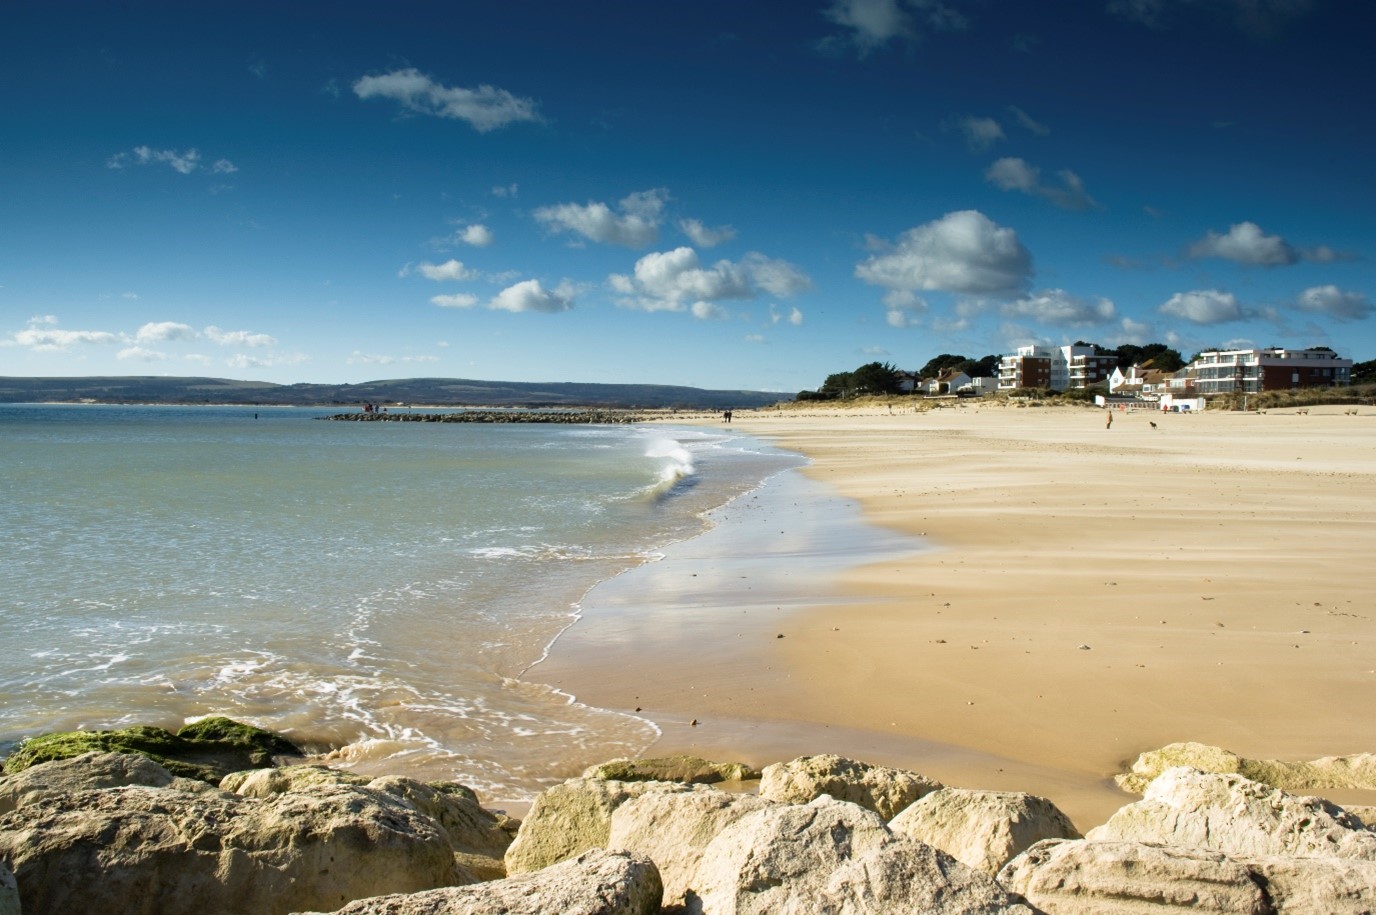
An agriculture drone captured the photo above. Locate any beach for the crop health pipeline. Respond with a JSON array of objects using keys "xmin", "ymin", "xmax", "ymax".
[{"xmin": 532, "ymin": 402, "xmax": 1376, "ymax": 828}]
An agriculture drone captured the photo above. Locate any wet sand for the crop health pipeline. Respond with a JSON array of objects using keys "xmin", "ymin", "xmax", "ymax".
[{"xmin": 531, "ymin": 402, "xmax": 1376, "ymax": 829}]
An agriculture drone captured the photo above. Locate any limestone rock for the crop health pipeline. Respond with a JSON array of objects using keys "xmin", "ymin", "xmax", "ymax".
[
  {"xmin": 0, "ymin": 781, "xmax": 465, "ymax": 915},
  {"xmin": 1087, "ymin": 766, "xmax": 1376, "ymax": 859},
  {"xmin": 2, "ymin": 716, "xmax": 302, "ymax": 783},
  {"xmin": 504, "ymin": 777, "xmax": 698, "ymax": 875},
  {"xmin": 1344, "ymin": 805, "xmax": 1376, "ymax": 828},
  {"xmin": 368, "ymin": 776, "xmax": 519, "ymax": 881},
  {"xmin": 0, "ymin": 861, "xmax": 17, "ymax": 915},
  {"xmin": 296, "ymin": 848, "xmax": 663, "ymax": 915},
  {"xmin": 1116, "ymin": 741, "xmax": 1376, "ymax": 794},
  {"xmin": 584, "ymin": 755, "xmax": 760, "ymax": 784},
  {"xmin": 1246, "ymin": 854, "xmax": 1376, "ymax": 914},
  {"xmin": 687, "ymin": 795, "xmax": 895, "ymax": 913},
  {"xmin": 607, "ymin": 786, "xmax": 771, "ymax": 907},
  {"xmin": 222, "ymin": 764, "xmax": 369, "ymax": 796},
  {"xmin": 0, "ymin": 750, "xmax": 180, "ymax": 814},
  {"xmin": 757, "ymin": 755, "xmax": 941, "ymax": 820},
  {"xmin": 998, "ymin": 838, "xmax": 1271, "ymax": 914},
  {"xmin": 889, "ymin": 788, "xmax": 1081, "ymax": 875},
  {"xmin": 824, "ymin": 838, "xmax": 1038, "ymax": 914}
]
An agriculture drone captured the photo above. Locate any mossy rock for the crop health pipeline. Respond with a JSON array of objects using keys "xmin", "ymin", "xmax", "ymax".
[{"xmin": 1, "ymin": 717, "xmax": 303, "ymax": 784}]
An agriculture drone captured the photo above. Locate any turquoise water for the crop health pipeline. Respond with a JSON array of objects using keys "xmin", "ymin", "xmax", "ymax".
[{"xmin": 0, "ymin": 404, "xmax": 803, "ymax": 799}]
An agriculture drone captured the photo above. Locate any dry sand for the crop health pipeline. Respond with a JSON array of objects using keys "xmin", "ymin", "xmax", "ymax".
[{"xmin": 532, "ymin": 401, "xmax": 1376, "ymax": 829}]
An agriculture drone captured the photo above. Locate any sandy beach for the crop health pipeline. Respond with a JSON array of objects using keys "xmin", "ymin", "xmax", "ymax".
[{"xmin": 532, "ymin": 402, "xmax": 1376, "ymax": 829}]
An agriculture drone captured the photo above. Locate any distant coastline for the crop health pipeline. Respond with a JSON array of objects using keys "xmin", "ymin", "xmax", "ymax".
[{"xmin": 0, "ymin": 375, "xmax": 783, "ymax": 411}]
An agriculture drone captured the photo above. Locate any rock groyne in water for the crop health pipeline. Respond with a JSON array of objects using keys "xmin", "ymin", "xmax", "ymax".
[{"xmin": 325, "ymin": 410, "xmax": 646, "ymax": 424}]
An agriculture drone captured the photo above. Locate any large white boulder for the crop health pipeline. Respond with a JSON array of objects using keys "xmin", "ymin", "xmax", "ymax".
[
  {"xmin": 295, "ymin": 848, "xmax": 662, "ymax": 915},
  {"xmin": 999, "ymin": 838, "xmax": 1271, "ymax": 914},
  {"xmin": 757, "ymin": 755, "xmax": 941, "ymax": 820},
  {"xmin": 608, "ymin": 787, "xmax": 772, "ymax": 907},
  {"xmin": 889, "ymin": 787, "xmax": 1080, "ymax": 874},
  {"xmin": 1087, "ymin": 766, "xmax": 1376, "ymax": 859},
  {"xmin": 504, "ymin": 777, "xmax": 699, "ymax": 874},
  {"xmin": 0, "ymin": 781, "xmax": 465, "ymax": 915}
]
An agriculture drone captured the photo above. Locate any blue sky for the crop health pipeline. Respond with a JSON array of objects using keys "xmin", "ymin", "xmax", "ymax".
[{"xmin": 2, "ymin": 0, "xmax": 1372, "ymax": 392}]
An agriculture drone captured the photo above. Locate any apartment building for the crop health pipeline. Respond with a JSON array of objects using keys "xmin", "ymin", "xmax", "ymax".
[
  {"xmin": 998, "ymin": 344, "xmax": 1117, "ymax": 391},
  {"xmin": 1188, "ymin": 347, "xmax": 1352, "ymax": 395}
]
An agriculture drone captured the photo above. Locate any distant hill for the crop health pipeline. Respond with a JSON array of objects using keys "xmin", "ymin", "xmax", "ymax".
[{"xmin": 0, "ymin": 376, "xmax": 784, "ymax": 410}]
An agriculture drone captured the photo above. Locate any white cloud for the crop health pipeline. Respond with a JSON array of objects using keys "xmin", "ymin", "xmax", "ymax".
[
  {"xmin": 347, "ymin": 351, "xmax": 441, "ymax": 365},
  {"xmin": 117, "ymin": 345, "xmax": 166, "ymax": 362},
  {"xmin": 226, "ymin": 352, "xmax": 307, "ymax": 369},
  {"xmin": 1188, "ymin": 221, "xmax": 1297, "ymax": 266},
  {"xmin": 459, "ymin": 224, "xmax": 494, "ymax": 246},
  {"xmin": 985, "ymin": 157, "xmax": 1097, "ymax": 211},
  {"xmin": 1003, "ymin": 288, "xmax": 1116, "ymax": 326},
  {"xmin": 489, "ymin": 279, "xmax": 575, "ymax": 313},
  {"xmin": 212, "ymin": 159, "xmax": 238, "ymax": 174},
  {"xmin": 121, "ymin": 291, "xmax": 140, "ymax": 300},
  {"xmin": 678, "ymin": 218, "xmax": 738, "ymax": 248},
  {"xmin": 106, "ymin": 146, "xmax": 236, "ymax": 176},
  {"xmin": 610, "ymin": 247, "xmax": 811, "ymax": 314},
  {"xmin": 957, "ymin": 116, "xmax": 1005, "ymax": 152},
  {"xmin": 136, "ymin": 321, "xmax": 197, "ymax": 343},
  {"xmin": 1159, "ymin": 289, "xmax": 1244, "ymax": 324},
  {"xmin": 691, "ymin": 301, "xmax": 728, "ymax": 320},
  {"xmin": 1295, "ymin": 285, "xmax": 1373, "ymax": 320},
  {"xmin": 204, "ymin": 326, "xmax": 277, "ymax": 347},
  {"xmin": 430, "ymin": 293, "xmax": 480, "ymax": 309},
  {"xmin": 770, "ymin": 304, "xmax": 805, "ymax": 326},
  {"xmin": 1008, "ymin": 105, "xmax": 1049, "ymax": 136},
  {"xmin": 822, "ymin": 0, "xmax": 967, "ymax": 54},
  {"xmin": 418, "ymin": 259, "xmax": 477, "ymax": 281},
  {"xmin": 352, "ymin": 68, "xmax": 540, "ymax": 132},
  {"xmin": 535, "ymin": 189, "xmax": 668, "ymax": 248},
  {"xmin": 12, "ymin": 316, "xmax": 121, "ymax": 351},
  {"xmin": 745, "ymin": 333, "xmax": 767, "ymax": 344},
  {"xmin": 855, "ymin": 210, "xmax": 1033, "ymax": 295},
  {"xmin": 492, "ymin": 183, "xmax": 519, "ymax": 198}
]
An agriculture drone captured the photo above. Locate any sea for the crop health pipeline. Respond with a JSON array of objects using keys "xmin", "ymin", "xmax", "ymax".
[{"xmin": 0, "ymin": 402, "xmax": 834, "ymax": 801}]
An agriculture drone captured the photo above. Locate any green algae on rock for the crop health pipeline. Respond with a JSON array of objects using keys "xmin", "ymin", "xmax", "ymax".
[{"xmin": 1, "ymin": 717, "xmax": 302, "ymax": 784}]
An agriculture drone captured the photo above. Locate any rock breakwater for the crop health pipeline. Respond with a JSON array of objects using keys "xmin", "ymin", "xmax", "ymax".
[
  {"xmin": 4, "ymin": 731, "xmax": 1375, "ymax": 914},
  {"xmin": 326, "ymin": 410, "xmax": 646, "ymax": 424}
]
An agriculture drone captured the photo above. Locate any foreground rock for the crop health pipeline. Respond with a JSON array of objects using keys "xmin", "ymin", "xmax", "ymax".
[
  {"xmin": 0, "ymin": 862, "xmax": 16, "ymax": 915},
  {"xmin": 0, "ymin": 750, "xmax": 193, "ymax": 814},
  {"xmin": 1117, "ymin": 741, "xmax": 1376, "ymax": 794},
  {"xmin": 889, "ymin": 788, "xmax": 1080, "ymax": 875},
  {"xmin": 757, "ymin": 754, "xmax": 941, "ymax": 820},
  {"xmin": 504, "ymin": 777, "xmax": 699, "ymax": 875},
  {"xmin": 1, "ymin": 716, "xmax": 302, "ymax": 783},
  {"xmin": 1087, "ymin": 766, "xmax": 1376, "ymax": 859},
  {"xmin": 690, "ymin": 795, "xmax": 1032, "ymax": 914},
  {"xmin": 1000, "ymin": 839, "xmax": 1272, "ymax": 914},
  {"xmin": 296, "ymin": 848, "xmax": 662, "ymax": 915},
  {"xmin": 608, "ymin": 787, "xmax": 772, "ymax": 907},
  {"xmin": 1001, "ymin": 838, "xmax": 1376, "ymax": 914},
  {"xmin": 0, "ymin": 753, "xmax": 492, "ymax": 915},
  {"xmin": 584, "ymin": 755, "xmax": 759, "ymax": 784}
]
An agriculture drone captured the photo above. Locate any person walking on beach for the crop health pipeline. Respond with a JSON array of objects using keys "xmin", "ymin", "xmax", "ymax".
[{"xmin": 1105, "ymin": 411, "xmax": 1113, "ymax": 429}]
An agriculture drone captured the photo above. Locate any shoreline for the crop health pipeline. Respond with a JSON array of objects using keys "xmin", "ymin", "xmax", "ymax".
[{"xmin": 531, "ymin": 403, "xmax": 1376, "ymax": 829}]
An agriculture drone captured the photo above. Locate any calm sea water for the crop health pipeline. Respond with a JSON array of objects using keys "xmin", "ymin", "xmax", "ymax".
[{"xmin": 0, "ymin": 404, "xmax": 803, "ymax": 800}]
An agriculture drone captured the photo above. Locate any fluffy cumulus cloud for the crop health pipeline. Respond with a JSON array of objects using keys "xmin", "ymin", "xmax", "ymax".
[
  {"xmin": 822, "ymin": 0, "xmax": 967, "ymax": 54},
  {"xmin": 352, "ymin": 68, "xmax": 540, "ymax": 132},
  {"xmin": 117, "ymin": 345, "xmax": 167, "ymax": 362},
  {"xmin": 1294, "ymin": 285, "xmax": 1373, "ymax": 320},
  {"xmin": 107, "ymin": 146, "xmax": 237, "ymax": 175},
  {"xmin": 417, "ymin": 259, "xmax": 477, "ymax": 282},
  {"xmin": 135, "ymin": 321, "xmax": 197, "ymax": 343},
  {"xmin": 459, "ymin": 224, "xmax": 494, "ymax": 246},
  {"xmin": 204, "ymin": 326, "xmax": 277, "ymax": 347},
  {"xmin": 678, "ymin": 218, "xmax": 737, "ymax": 248},
  {"xmin": 535, "ymin": 189, "xmax": 668, "ymax": 248},
  {"xmin": 855, "ymin": 210, "xmax": 1033, "ymax": 296},
  {"xmin": 431, "ymin": 293, "xmax": 480, "ymax": 309},
  {"xmin": 1188, "ymin": 221, "xmax": 1298, "ymax": 266},
  {"xmin": 883, "ymin": 290, "xmax": 928, "ymax": 328},
  {"xmin": 985, "ymin": 158, "xmax": 1097, "ymax": 211},
  {"xmin": 610, "ymin": 247, "xmax": 811, "ymax": 317},
  {"xmin": 770, "ymin": 304, "xmax": 805, "ymax": 326},
  {"xmin": 10, "ymin": 316, "xmax": 119, "ymax": 350},
  {"xmin": 957, "ymin": 116, "xmax": 1005, "ymax": 152},
  {"xmin": 1159, "ymin": 289, "xmax": 1244, "ymax": 324},
  {"xmin": 1003, "ymin": 288, "xmax": 1117, "ymax": 326},
  {"xmin": 489, "ymin": 279, "xmax": 575, "ymax": 313}
]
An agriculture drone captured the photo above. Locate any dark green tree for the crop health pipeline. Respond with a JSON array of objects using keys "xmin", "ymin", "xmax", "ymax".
[
  {"xmin": 851, "ymin": 361, "xmax": 904, "ymax": 396},
  {"xmin": 1353, "ymin": 359, "xmax": 1376, "ymax": 385},
  {"xmin": 918, "ymin": 353, "xmax": 967, "ymax": 378}
]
